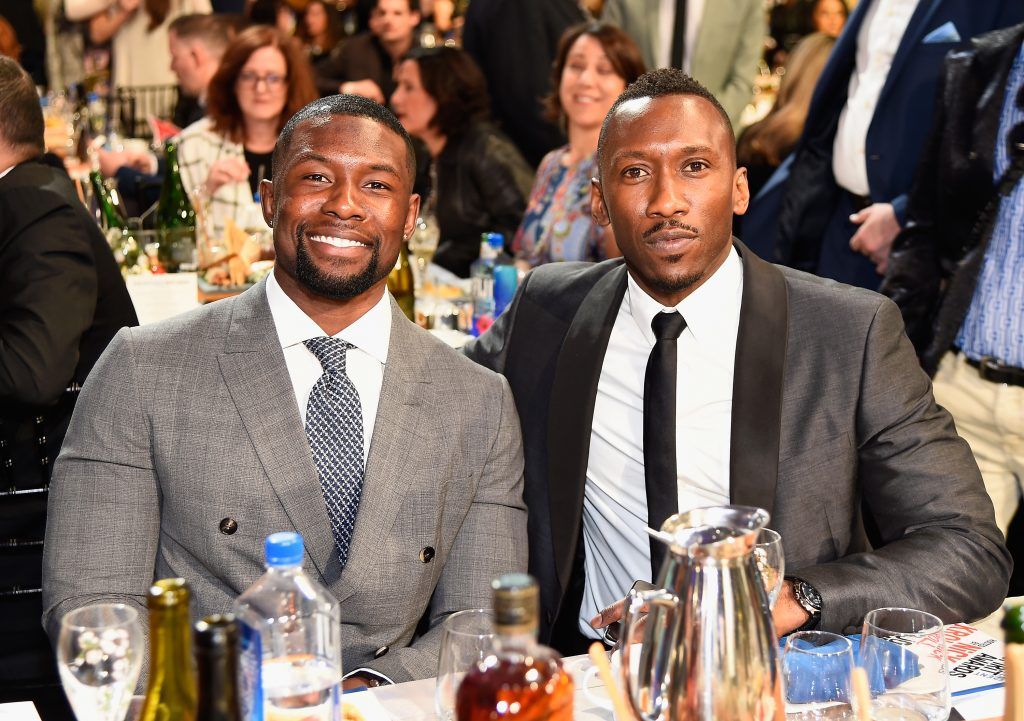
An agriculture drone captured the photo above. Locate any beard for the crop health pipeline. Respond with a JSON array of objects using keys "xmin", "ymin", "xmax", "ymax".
[
  {"xmin": 293, "ymin": 221, "xmax": 388, "ymax": 301},
  {"xmin": 647, "ymin": 266, "xmax": 705, "ymax": 297}
]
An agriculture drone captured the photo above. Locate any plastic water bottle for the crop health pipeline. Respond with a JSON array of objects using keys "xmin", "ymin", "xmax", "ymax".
[
  {"xmin": 470, "ymin": 232, "xmax": 504, "ymax": 336},
  {"xmin": 232, "ymin": 532, "xmax": 342, "ymax": 721}
]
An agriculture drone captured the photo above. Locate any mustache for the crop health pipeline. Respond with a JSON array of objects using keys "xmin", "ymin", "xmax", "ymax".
[{"xmin": 642, "ymin": 219, "xmax": 699, "ymax": 240}]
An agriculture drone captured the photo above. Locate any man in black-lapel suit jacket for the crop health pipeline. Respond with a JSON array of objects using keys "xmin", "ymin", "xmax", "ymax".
[{"xmin": 464, "ymin": 68, "xmax": 1010, "ymax": 655}]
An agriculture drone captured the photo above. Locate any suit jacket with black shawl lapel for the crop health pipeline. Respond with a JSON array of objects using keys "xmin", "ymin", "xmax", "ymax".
[
  {"xmin": 464, "ymin": 241, "xmax": 1010, "ymax": 642},
  {"xmin": 601, "ymin": 0, "xmax": 766, "ymax": 129},
  {"xmin": 42, "ymin": 279, "xmax": 527, "ymax": 683}
]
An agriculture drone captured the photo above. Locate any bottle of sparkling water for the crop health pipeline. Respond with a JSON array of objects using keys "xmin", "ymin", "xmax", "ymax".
[
  {"xmin": 469, "ymin": 232, "xmax": 504, "ymax": 336},
  {"xmin": 233, "ymin": 532, "xmax": 342, "ymax": 721}
]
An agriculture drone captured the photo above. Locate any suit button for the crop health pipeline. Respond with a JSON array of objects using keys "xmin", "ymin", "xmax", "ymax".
[
  {"xmin": 374, "ymin": 645, "xmax": 389, "ymax": 658},
  {"xmin": 419, "ymin": 546, "xmax": 435, "ymax": 563},
  {"xmin": 868, "ymin": 154, "xmax": 881, "ymax": 161},
  {"xmin": 219, "ymin": 518, "xmax": 238, "ymax": 535}
]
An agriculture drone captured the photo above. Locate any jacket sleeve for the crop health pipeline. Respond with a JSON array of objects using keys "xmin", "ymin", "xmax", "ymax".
[
  {"xmin": 716, "ymin": 0, "xmax": 768, "ymax": 129},
  {"xmin": 363, "ymin": 374, "xmax": 527, "ymax": 682},
  {"xmin": 794, "ymin": 299, "xmax": 1011, "ymax": 632},
  {"xmin": 0, "ymin": 196, "xmax": 98, "ymax": 406},
  {"xmin": 879, "ymin": 59, "xmax": 952, "ymax": 356}
]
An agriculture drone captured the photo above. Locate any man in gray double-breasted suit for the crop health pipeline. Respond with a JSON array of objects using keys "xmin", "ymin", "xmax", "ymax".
[{"xmin": 42, "ymin": 95, "xmax": 527, "ymax": 686}]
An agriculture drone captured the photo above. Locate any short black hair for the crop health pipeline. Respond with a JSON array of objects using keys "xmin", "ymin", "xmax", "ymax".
[
  {"xmin": 0, "ymin": 57, "xmax": 44, "ymax": 158},
  {"xmin": 371, "ymin": 0, "xmax": 420, "ymax": 12},
  {"xmin": 272, "ymin": 94, "xmax": 417, "ymax": 187},
  {"xmin": 597, "ymin": 68, "xmax": 735, "ymax": 175}
]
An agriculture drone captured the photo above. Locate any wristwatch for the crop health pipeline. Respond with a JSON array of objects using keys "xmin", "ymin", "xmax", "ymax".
[{"xmin": 789, "ymin": 577, "xmax": 822, "ymax": 630}]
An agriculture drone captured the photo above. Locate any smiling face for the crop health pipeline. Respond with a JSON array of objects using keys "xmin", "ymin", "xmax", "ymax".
[
  {"xmin": 593, "ymin": 94, "xmax": 749, "ymax": 306},
  {"xmin": 390, "ymin": 60, "xmax": 438, "ymax": 140},
  {"xmin": 558, "ymin": 34, "xmax": 628, "ymax": 134},
  {"xmin": 235, "ymin": 45, "xmax": 289, "ymax": 124},
  {"xmin": 262, "ymin": 114, "xmax": 419, "ymax": 305}
]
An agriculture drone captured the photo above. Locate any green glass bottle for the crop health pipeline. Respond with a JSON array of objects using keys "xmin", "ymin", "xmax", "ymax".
[
  {"xmin": 89, "ymin": 168, "xmax": 126, "ymax": 233},
  {"xmin": 139, "ymin": 578, "xmax": 198, "ymax": 721},
  {"xmin": 194, "ymin": 615, "xmax": 241, "ymax": 721},
  {"xmin": 1005, "ymin": 604, "xmax": 1024, "ymax": 645},
  {"xmin": 387, "ymin": 238, "xmax": 416, "ymax": 321},
  {"xmin": 155, "ymin": 141, "xmax": 197, "ymax": 272}
]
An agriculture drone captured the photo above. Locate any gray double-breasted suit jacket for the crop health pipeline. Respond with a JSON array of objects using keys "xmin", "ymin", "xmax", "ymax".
[
  {"xmin": 42, "ymin": 280, "xmax": 527, "ymax": 682},
  {"xmin": 465, "ymin": 241, "xmax": 1010, "ymax": 643}
]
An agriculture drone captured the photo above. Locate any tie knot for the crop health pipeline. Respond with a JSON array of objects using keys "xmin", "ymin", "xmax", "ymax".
[
  {"xmin": 651, "ymin": 311, "xmax": 686, "ymax": 341},
  {"xmin": 304, "ymin": 337, "xmax": 354, "ymax": 374}
]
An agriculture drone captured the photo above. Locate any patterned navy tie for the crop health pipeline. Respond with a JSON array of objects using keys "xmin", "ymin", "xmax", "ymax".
[{"xmin": 304, "ymin": 336, "xmax": 365, "ymax": 568}]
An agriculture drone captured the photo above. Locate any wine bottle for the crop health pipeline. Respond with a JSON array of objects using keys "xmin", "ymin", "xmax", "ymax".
[
  {"xmin": 89, "ymin": 168, "xmax": 126, "ymax": 233},
  {"xmin": 139, "ymin": 578, "xmax": 198, "ymax": 721},
  {"xmin": 1005, "ymin": 604, "xmax": 1024, "ymax": 721},
  {"xmin": 387, "ymin": 238, "xmax": 415, "ymax": 321},
  {"xmin": 455, "ymin": 574, "xmax": 573, "ymax": 721},
  {"xmin": 195, "ymin": 615, "xmax": 242, "ymax": 721},
  {"xmin": 155, "ymin": 141, "xmax": 197, "ymax": 271}
]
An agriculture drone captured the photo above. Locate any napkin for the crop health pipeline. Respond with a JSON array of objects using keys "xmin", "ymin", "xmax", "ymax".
[{"xmin": 780, "ymin": 634, "xmax": 921, "ymax": 704}]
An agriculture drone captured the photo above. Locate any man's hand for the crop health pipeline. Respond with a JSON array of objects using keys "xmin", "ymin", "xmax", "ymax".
[
  {"xmin": 339, "ymin": 79, "xmax": 386, "ymax": 104},
  {"xmin": 205, "ymin": 156, "xmax": 250, "ymax": 197},
  {"xmin": 773, "ymin": 580, "xmax": 811, "ymax": 636},
  {"xmin": 97, "ymin": 147, "xmax": 156, "ymax": 177},
  {"xmin": 342, "ymin": 675, "xmax": 373, "ymax": 691},
  {"xmin": 848, "ymin": 202, "xmax": 900, "ymax": 275}
]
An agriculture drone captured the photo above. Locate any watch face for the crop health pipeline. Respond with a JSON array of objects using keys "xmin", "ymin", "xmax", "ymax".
[{"xmin": 799, "ymin": 581, "xmax": 822, "ymax": 612}]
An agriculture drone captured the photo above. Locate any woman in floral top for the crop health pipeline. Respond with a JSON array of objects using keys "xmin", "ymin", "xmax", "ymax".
[{"xmin": 513, "ymin": 22, "xmax": 645, "ymax": 268}]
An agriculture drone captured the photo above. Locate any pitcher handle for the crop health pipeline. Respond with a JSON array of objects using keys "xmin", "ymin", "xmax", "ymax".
[{"xmin": 620, "ymin": 588, "xmax": 682, "ymax": 721}]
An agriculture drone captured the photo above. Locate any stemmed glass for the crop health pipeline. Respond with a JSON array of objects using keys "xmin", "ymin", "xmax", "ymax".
[
  {"xmin": 781, "ymin": 631, "xmax": 857, "ymax": 720},
  {"xmin": 408, "ymin": 213, "xmax": 440, "ymax": 293},
  {"xmin": 753, "ymin": 528, "xmax": 784, "ymax": 608},
  {"xmin": 859, "ymin": 608, "xmax": 950, "ymax": 721},
  {"xmin": 435, "ymin": 609, "xmax": 495, "ymax": 721},
  {"xmin": 58, "ymin": 603, "xmax": 144, "ymax": 721}
]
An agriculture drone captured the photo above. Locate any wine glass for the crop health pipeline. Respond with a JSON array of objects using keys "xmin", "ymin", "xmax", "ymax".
[
  {"xmin": 58, "ymin": 603, "xmax": 145, "ymax": 721},
  {"xmin": 753, "ymin": 528, "xmax": 784, "ymax": 607},
  {"xmin": 408, "ymin": 213, "xmax": 440, "ymax": 292},
  {"xmin": 781, "ymin": 631, "xmax": 856, "ymax": 720},
  {"xmin": 859, "ymin": 608, "xmax": 950, "ymax": 721},
  {"xmin": 435, "ymin": 609, "xmax": 495, "ymax": 721}
]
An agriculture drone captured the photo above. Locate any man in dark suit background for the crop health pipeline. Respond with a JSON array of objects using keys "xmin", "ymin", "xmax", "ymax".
[
  {"xmin": 465, "ymin": 68, "xmax": 1010, "ymax": 655},
  {"xmin": 743, "ymin": 0, "xmax": 1024, "ymax": 291},
  {"xmin": 0, "ymin": 57, "xmax": 137, "ymax": 718}
]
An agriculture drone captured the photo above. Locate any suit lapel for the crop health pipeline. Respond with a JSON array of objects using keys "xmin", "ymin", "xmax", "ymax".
[
  {"xmin": 548, "ymin": 264, "xmax": 628, "ymax": 592},
  {"xmin": 729, "ymin": 242, "xmax": 788, "ymax": 515},
  {"xmin": 877, "ymin": 0, "xmax": 942, "ymax": 108},
  {"xmin": 330, "ymin": 301, "xmax": 432, "ymax": 604},
  {"xmin": 217, "ymin": 281, "xmax": 337, "ymax": 579}
]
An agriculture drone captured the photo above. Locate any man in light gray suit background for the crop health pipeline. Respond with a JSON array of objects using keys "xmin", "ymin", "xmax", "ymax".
[
  {"xmin": 42, "ymin": 94, "xmax": 527, "ymax": 687},
  {"xmin": 465, "ymin": 69, "xmax": 1010, "ymax": 655},
  {"xmin": 602, "ymin": 0, "xmax": 765, "ymax": 130}
]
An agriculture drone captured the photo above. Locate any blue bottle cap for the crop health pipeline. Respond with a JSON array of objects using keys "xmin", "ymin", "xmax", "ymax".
[
  {"xmin": 484, "ymin": 232, "xmax": 504, "ymax": 250},
  {"xmin": 265, "ymin": 531, "xmax": 304, "ymax": 567}
]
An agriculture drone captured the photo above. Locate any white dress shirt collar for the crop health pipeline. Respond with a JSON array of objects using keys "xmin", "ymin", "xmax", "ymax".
[
  {"xmin": 626, "ymin": 245, "xmax": 743, "ymax": 346},
  {"xmin": 0, "ymin": 165, "xmax": 16, "ymax": 180},
  {"xmin": 265, "ymin": 268, "xmax": 391, "ymax": 364}
]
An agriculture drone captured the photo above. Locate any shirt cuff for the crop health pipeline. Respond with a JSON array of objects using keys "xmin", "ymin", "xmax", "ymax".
[{"xmin": 344, "ymin": 667, "xmax": 395, "ymax": 687}]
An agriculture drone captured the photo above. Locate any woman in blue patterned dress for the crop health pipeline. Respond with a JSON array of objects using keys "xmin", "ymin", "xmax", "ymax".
[{"xmin": 513, "ymin": 22, "xmax": 645, "ymax": 268}]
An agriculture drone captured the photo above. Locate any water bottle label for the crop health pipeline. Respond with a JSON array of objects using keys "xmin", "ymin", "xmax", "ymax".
[{"xmin": 238, "ymin": 619, "xmax": 264, "ymax": 721}]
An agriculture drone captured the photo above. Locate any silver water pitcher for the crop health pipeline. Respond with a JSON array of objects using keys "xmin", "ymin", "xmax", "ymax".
[{"xmin": 619, "ymin": 505, "xmax": 783, "ymax": 721}]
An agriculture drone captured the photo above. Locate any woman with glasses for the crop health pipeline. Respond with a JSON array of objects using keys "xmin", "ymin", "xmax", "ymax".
[{"xmin": 176, "ymin": 25, "xmax": 317, "ymax": 239}]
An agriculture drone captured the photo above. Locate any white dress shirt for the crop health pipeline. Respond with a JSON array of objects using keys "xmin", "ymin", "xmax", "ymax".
[
  {"xmin": 578, "ymin": 247, "xmax": 743, "ymax": 637},
  {"xmin": 657, "ymin": 0, "xmax": 706, "ymax": 73},
  {"xmin": 0, "ymin": 165, "xmax": 15, "ymax": 180},
  {"xmin": 832, "ymin": 0, "xmax": 920, "ymax": 195},
  {"xmin": 264, "ymin": 269, "xmax": 391, "ymax": 463}
]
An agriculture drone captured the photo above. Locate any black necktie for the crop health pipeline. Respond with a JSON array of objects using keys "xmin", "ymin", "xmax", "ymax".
[
  {"xmin": 644, "ymin": 310, "xmax": 687, "ymax": 580},
  {"xmin": 671, "ymin": 0, "xmax": 688, "ymax": 69}
]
